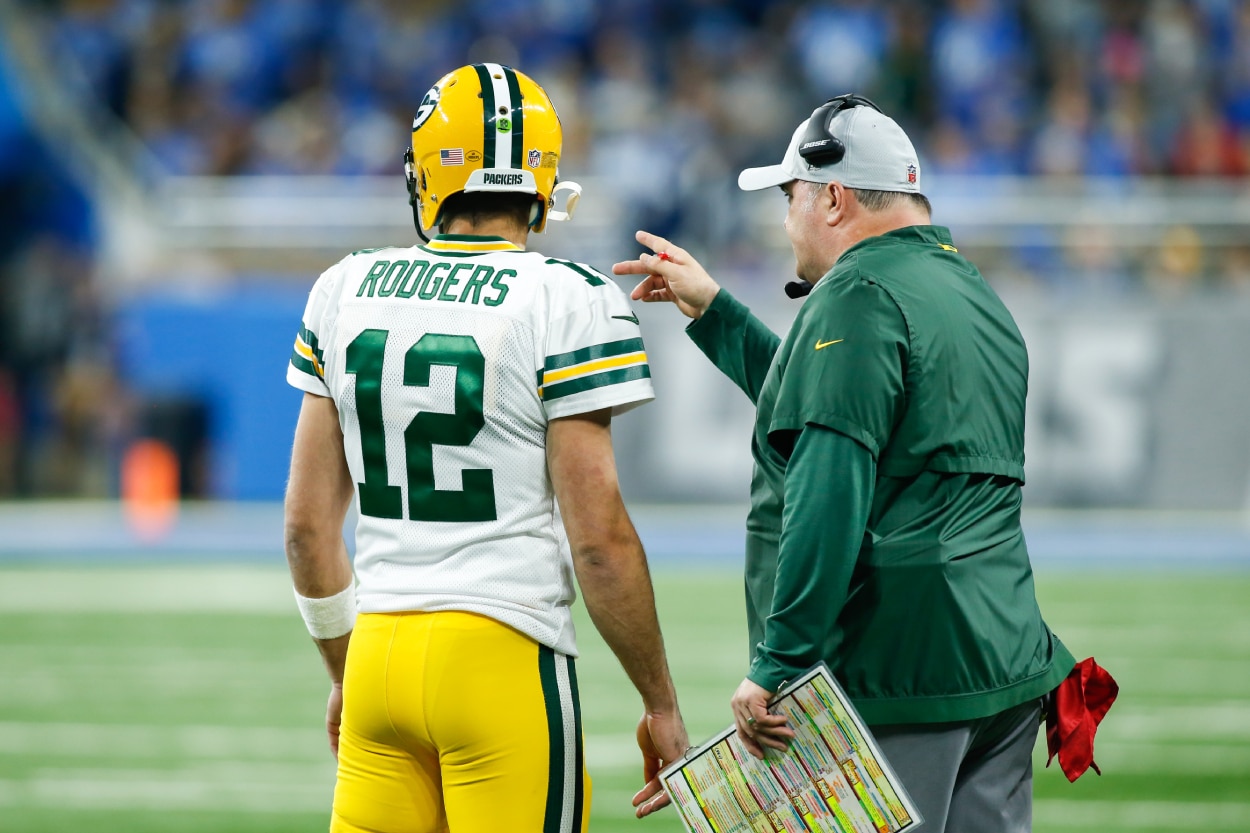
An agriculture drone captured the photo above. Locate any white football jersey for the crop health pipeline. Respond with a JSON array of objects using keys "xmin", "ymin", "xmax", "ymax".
[{"xmin": 287, "ymin": 234, "xmax": 653, "ymax": 655}]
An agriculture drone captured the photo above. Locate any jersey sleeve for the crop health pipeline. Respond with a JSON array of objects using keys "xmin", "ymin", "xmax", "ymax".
[
  {"xmin": 749, "ymin": 423, "xmax": 874, "ymax": 692},
  {"xmin": 540, "ymin": 267, "xmax": 654, "ymax": 420},
  {"xmin": 685, "ymin": 289, "xmax": 782, "ymax": 404},
  {"xmin": 767, "ymin": 277, "xmax": 908, "ymax": 458},
  {"xmin": 286, "ymin": 263, "xmax": 341, "ymax": 398}
]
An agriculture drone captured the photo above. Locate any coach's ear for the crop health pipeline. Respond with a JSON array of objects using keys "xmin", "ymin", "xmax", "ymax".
[{"xmin": 825, "ymin": 181, "xmax": 849, "ymax": 228}]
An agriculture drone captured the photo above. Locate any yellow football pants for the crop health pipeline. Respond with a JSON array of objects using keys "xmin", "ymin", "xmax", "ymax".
[{"xmin": 330, "ymin": 611, "xmax": 591, "ymax": 833}]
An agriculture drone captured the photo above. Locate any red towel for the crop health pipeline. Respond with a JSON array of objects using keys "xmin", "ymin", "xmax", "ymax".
[{"xmin": 1045, "ymin": 657, "xmax": 1119, "ymax": 782}]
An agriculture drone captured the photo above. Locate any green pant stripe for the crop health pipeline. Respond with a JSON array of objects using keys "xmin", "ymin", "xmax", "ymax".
[
  {"xmin": 539, "ymin": 645, "xmax": 564, "ymax": 833},
  {"xmin": 568, "ymin": 656, "xmax": 585, "ymax": 833},
  {"xmin": 474, "ymin": 64, "xmax": 496, "ymax": 168}
]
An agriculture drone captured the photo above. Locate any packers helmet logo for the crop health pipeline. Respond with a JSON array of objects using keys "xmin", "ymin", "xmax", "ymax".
[{"xmin": 412, "ymin": 84, "xmax": 441, "ymax": 131}]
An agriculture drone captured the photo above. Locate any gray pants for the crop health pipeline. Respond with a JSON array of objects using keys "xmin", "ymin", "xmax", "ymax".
[{"xmin": 871, "ymin": 699, "xmax": 1043, "ymax": 833}]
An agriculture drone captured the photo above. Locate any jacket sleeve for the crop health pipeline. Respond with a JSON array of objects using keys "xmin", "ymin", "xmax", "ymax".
[
  {"xmin": 747, "ymin": 422, "xmax": 875, "ymax": 692},
  {"xmin": 684, "ymin": 289, "xmax": 781, "ymax": 405}
]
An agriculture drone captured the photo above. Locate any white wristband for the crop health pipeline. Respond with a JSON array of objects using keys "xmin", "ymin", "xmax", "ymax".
[{"xmin": 294, "ymin": 583, "xmax": 357, "ymax": 639}]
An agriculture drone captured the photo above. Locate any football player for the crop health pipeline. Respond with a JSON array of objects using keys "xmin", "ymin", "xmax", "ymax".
[{"xmin": 284, "ymin": 63, "xmax": 688, "ymax": 832}]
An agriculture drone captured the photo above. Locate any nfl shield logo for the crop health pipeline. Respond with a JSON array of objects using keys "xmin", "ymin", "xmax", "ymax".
[
  {"xmin": 907, "ymin": 164, "xmax": 917, "ymax": 184},
  {"xmin": 528, "ymin": 149, "xmax": 541, "ymax": 169}
]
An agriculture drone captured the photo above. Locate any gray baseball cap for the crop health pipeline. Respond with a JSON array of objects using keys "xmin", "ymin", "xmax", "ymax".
[{"xmin": 738, "ymin": 100, "xmax": 921, "ymax": 193}]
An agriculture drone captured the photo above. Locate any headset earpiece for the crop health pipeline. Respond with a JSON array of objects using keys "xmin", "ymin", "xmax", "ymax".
[{"xmin": 796, "ymin": 94, "xmax": 883, "ymax": 168}]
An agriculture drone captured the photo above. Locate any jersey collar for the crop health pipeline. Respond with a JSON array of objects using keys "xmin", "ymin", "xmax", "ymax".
[
  {"xmin": 839, "ymin": 225, "xmax": 957, "ymax": 262},
  {"xmin": 881, "ymin": 224, "xmax": 957, "ymax": 249},
  {"xmin": 422, "ymin": 234, "xmax": 525, "ymax": 255}
]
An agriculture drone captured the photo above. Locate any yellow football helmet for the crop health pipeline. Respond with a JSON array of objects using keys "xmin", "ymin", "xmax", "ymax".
[{"xmin": 404, "ymin": 63, "xmax": 581, "ymax": 235}]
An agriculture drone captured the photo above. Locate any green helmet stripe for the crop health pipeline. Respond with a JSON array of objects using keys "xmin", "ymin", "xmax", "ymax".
[
  {"xmin": 503, "ymin": 66, "xmax": 524, "ymax": 169},
  {"xmin": 473, "ymin": 63, "xmax": 496, "ymax": 168}
]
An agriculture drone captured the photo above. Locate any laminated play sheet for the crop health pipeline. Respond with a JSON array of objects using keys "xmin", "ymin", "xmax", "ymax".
[{"xmin": 660, "ymin": 664, "xmax": 922, "ymax": 833}]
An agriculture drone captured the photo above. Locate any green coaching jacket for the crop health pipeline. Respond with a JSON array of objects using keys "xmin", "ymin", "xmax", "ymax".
[{"xmin": 687, "ymin": 225, "xmax": 1075, "ymax": 725}]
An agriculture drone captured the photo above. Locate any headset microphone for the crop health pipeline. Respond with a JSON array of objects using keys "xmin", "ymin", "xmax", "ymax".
[{"xmin": 784, "ymin": 280, "xmax": 814, "ymax": 299}]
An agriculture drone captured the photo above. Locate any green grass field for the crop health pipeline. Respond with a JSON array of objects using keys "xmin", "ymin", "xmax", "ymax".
[{"xmin": 2, "ymin": 565, "xmax": 1248, "ymax": 832}]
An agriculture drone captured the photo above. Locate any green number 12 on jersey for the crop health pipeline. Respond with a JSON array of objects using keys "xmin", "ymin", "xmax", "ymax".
[{"xmin": 345, "ymin": 329, "xmax": 497, "ymax": 522}]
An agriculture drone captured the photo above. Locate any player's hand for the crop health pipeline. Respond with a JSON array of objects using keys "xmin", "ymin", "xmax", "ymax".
[
  {"xmin": 326, "ymin": 681, "xmax": 344, "ymax": 760},
  {"xmin": 632, "ymin": 709, "xmax": 690, "ymax": 818},
  {"xmin": 731, "ymin": 678, "xmax": 794, "ymax": 760},
  {"xmin": 612, "ymin": 230, "xmax": 720, "ymax": 320}
]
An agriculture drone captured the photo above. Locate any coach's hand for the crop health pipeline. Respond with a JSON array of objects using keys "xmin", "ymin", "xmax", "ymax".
[
  {"xmin": 731, "ymin": 678, "xmax": 794, "ymax": 760},
  {"xmin": 632, "ymin": 709, "xmax": 689, "ymax": 818},
  {"xmin": 326, "ymin": 681, "xmax": 344, "ymax": 760},
  {"xmin": 612, "ymin": 230, "xmax": 720, "ymax": 320}
]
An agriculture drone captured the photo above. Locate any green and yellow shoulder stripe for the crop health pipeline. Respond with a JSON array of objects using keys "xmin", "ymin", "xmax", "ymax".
[
  {"xmin": 539, "ymin": 337, "xmax": 650, "ymax": 402},
  {"xmin": 290, "ymin": 324, "xmax": 325, "ymax": 380}
]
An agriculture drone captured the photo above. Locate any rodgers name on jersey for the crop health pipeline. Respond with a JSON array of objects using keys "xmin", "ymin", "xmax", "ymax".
[
  {"xmin": 354, "ymin": 256, "xmax": 514, "ymax": 307},
  {"xmin": 286, "ymin": 234, "xmax": 653, "ymax": 657}
]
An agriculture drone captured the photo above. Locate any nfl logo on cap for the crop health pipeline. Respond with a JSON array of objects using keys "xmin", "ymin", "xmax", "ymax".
[
  {"xmin": 528, "ymin": 149, "xmax": 541, "ymax": 169},
  {"xmin": 907, "ymin": 164, "xmax": 917, "ymax": 184}
]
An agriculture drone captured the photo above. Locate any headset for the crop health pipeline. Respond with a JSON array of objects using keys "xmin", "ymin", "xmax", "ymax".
[
  {"xmin": 784, "ymin": 94, "xmax": 883, "ymax": 299},
  {"xmin": 796, "ymin": 94, "xmax": 883, "ymax": 168}
]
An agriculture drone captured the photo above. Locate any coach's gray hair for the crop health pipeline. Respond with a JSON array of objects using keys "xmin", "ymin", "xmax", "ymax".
[
  {"xmin": 802, "ymin": 180, "xmax": 825, "ymax": 211},
  {"xmin": 850, "ymin": 188, "xmax": 933, "ymax": 216}
]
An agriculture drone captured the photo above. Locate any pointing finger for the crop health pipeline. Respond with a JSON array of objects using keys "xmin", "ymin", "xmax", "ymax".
[
  {"xmin": 635, "ymin": 229, "xmax": 677, "ymax": 257},
  {"xmin": 634, "ymin": 229, "xmax": 664, "ymax": 250},
  {"xmin": 612, "ymin": 258, "xmax": 648, "ymax": 277}
]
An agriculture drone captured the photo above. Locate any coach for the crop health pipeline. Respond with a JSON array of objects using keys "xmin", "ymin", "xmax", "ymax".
[{"xmin": 615, "ymin": 95, "xmax": 1076, "ymax": 831}]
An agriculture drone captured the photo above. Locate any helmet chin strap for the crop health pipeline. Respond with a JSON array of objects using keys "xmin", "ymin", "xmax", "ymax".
[
  {"xmin": 412, "ymin": 202, "xmax": 430, "ymax": 243},
  {"xmin": 404, "ymin": 146, "xmax": 430, "ymax": 242}
]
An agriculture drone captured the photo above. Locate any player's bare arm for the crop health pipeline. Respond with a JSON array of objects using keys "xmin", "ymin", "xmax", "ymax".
[
  {"xmin": 612, "ymin": 230, "xmax": 721, "ymax": 320},
  {"xmin": 284, "ymin": 391, "xmax": 356, "ymax": 757},
  {"xmin": 547, "ymin": 408, "xmax": 689, "ymax": 817}
]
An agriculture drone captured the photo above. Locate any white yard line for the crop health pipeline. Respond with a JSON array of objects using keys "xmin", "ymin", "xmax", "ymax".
[
  {"xmin": 0, "ymin": 722, "xmax": 326, "ymax": 760},
  {"xmin": 1, "ymin": 723, "xmax": 1248, "ymax": 825},
  {"xmin": 5, "ymin": 713, "xmax": 1250, "ymax": 748},
  {"xmin": 2, "ymin": 770, "xmax": 1247, "ymax": 827},
  {"xmin": 1107, "ymin": 703, "xmax": 1250, "ymax": 741},
  {"xmin": 1036, "ymin": 800, "xmax": 1250, "ymax": 829},
  {"xmin": 0, "ymin": 567, "xmax": 295, "ymax": 613},
  {"xmin": 1083, "ymin": 741, "xmax": 1250, "ymax": 774},
  {"xmin": 0, "ymin": 767, "xmax": 332, "ymax": 812},
  {"xmin": 6, "ymin": 720, "xmax": 1250, "ymax": 774}
]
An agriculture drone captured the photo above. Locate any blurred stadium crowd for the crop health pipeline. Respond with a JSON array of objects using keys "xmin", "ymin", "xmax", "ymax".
[
  {"xmin": 32, "ymin": 0, "xmax": 1250, "ymax": 178},
  {"xmin": 2, "ymin": 0, "xmax": 1249, "ymax": 499}
]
